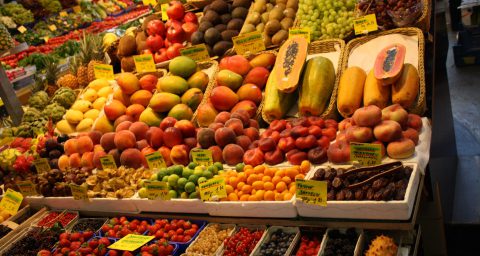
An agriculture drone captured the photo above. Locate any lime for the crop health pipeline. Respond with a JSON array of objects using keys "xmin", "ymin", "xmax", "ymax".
[
  {"xmin": 158, "ymin": 168, "xmax": 168, "ymax": 177},
  {"xmin": 189, "ymin": 191, "xmax": 199, "ymax": 199},
  {"xmin": 188, "ymin": 162, "xmax": 197, "ymax": 169},
  {"xmin": 207, "ymin": 166, "xmax": 218, "ymax": 175},
  {"xmin": 235, "ymin": 163, "xmax": 245, "ymax": 172},
  {"xmin": 188, "ymin": 174, "xmax": 199, "ymax": 185},
  {"xmin": 165, "ymin": 167, "xmax": 174, "ymax": 175},
  {"xmin": 197, "ymin": 177, "xmax": 207, "ymax": 185},
  {"xmin": 185, "ymin": 182, "xmax": 196, "ymax": 193},
  {"xmin": 139, "ymin": 179, "xmax": 146, "ymax": 187},
  {"xmin": 162, "ymin": 176, "xmax": 169, "ymax": 182},
  {"xmin": 193, "ymin": 169, "xmax": 203, "ymax": 177},
  {"xmin": 168, "ymin": 190, "xmax": 178, "ymax": 199},
  {"xmin": 180, "ymin": 191, "xmax": 188, "ymax": 199},
  {"xmin": 138, "ymin": 187, "xmax": 148, "ymax": 198},
  {"xmin": 202, "ymin": 170, "xmax": 213, "ymax": 179},
  {"xmin": 168, "ymin": 174, "xmax": 180, "ymax": 187},
  {"xmin": 171, "ymin": 165, "xmax": 183, "ymax": 176},
  {"xmin": 214, "ymin": 162, "xmax": 223, "ymax": 170},
  {"xmin": 182, "ymin": 168, "xmax": 194, "ymax": 178},
  {"xmin": 177, "ymin": 177, "xmax": 188, "ymax": 188},
  {"xmin": 150, "ymin": 173, "xmax": 158, "ymax": 181},
  {"xmin": 194, "ymin": 165, "xmax": 205, "ymax": 171}
]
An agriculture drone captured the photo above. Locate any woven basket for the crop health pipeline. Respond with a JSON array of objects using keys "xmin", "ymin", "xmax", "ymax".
[
  {"xmin": 340, "ymin": 27, "xmax": 426, "ymax": 117},
  {"xmin": 186, "ymin": 0, "xmax": 213, "ymax": 10},
  {"xmin": 414, "ymin": 0, "xmax": 431, "ymax": 32},
  {"xmin": 261, "ymin": 39, "xmax": 345, "ymax": 124}
]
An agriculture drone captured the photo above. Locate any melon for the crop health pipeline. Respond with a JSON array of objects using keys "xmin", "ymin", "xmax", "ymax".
[
  {"xmin": 272, "ymin": 37, "xmax": 308, "ymax": 93},
  {"xmin": 373, "ymin": 44, "xmax": 406, "ymax": 85}
]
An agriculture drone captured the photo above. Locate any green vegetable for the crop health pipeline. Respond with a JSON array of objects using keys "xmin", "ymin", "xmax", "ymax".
[{"xmin": 0, "ymin": 3, "xmax": 34, "ymax": 25}]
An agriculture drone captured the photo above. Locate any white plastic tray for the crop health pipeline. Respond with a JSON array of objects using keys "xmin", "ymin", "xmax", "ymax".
[
  {"xmin": 206, "ymin": 197, "xmax": 297, "ymax": 218},
  {"xmin": 318, "ymin": 228, "xmax": 364, "ymax": 256},
  {"xmin": 133, "ymin": 198, "xmax": 209, "ymax": 214},
  {"xmin": 251, "ymin": 226, "xmax": 300, "ymax": 256},
  {"xmin": 41, "ymin": 197, "xmax": 139, "ymax": 213}
]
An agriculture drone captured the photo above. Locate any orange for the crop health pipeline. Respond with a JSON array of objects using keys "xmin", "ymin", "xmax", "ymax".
[
  {"xmin": 274, "ymin": 192, "xmax": 284, "ymax": 201},
  {"xmin": 262, "ymin": 176, "xmax": 272, "ymax": 182},
  {"xmin": 264, "ymin": 168, "xmax": 275, "ymax": 177},
  {"xmin": 286, "ymin": 168, "xmax": 299, "ymax": 179},
  {"xmin": 236, "ymin": 181, "xmax": 246, "ymax": 190},
  {"xmin": 272, "ymin": 176, "xmax": 282, "ymax": 185},
  {"xmin": 226, "ymin": 185, "xmax": 234, "ymax": 194},
  {"xmin": 239, "ymin": 194, "xmax": 249, "ymax": 201},
  {"xmin": 252, "ymin": 180, "xmax": 264, "ymax": 190},
  {"xmin": 237, "ymin": 191, "xmax": 243, "ymax": 197},
  {"xmin": 257, "ymin": 173, "xmax": 264, "ymax": 180},
  {"xmin": 251, "ymin": 189, "xmax": 257, "ymax": 195},
  {"xmin": 275, "ymin": 170, "xmax": 285, "ymax": 177},
  {"xmin": 253, "ymin": 165, "xmax": 265, "ymax": 174},
  {"xmin": 276, "ymin": 181, "xmax": 287, "ymax": 192},
  {"xmin": 248, "ymin": 195, "xmax": 258, "ymax": 201},
  {"xmin": 281, "ymin": 176, "xmax": 292, "ymax": 184},
  {"xmin": 284, "ymin": 192, "xmax": 293, "ymax": 200},
  {"xmin": 244, "ymin": 164, "xmax": 253, "ymax": 170},
  {"xmin": 300, "ymin": 160, "xmax": 311, "ymax": 173},
  {"xmin": 229, "ymin": 177, "xmax": 239, "ymax": 188},
  {"xmin": 294, "ymin": 174, "xmax": 305, "ymax": 180},
  {"xmin": 228, "ymin": 193, "xmax": 239, "ymax": 201},
  {"xmin": 264, "ymin": 191, "xmax": 275, "ymax": 201},
  {"xmin": 247, "ymin": 174, "xmax": 260, "ymax": 185},
  {"xmin": 244, "ymin": 168, "xmax": 254, "ymax": 177},
  {"xmin": 255, "ymin": 190, "xmax": 265, "ymax": 200},
  {"xmin": 241, "ymin": 184, "xmax": 252, "ymax": 194},
  {"xmin": 289, "ymin": 184, "xmax": 296, "ymax": 193},
  {"xmin": 237, "ymin": 172, "xmax": 246, "ymax": 182},
  {"xmin": 264, "ymin": 182, "xmax": 275, "ymax": 191}
]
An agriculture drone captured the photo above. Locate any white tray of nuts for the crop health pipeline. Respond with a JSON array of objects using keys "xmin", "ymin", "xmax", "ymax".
[{"xmin": 183, "ymin": 223, "xmax": 236, "ymax": 256}]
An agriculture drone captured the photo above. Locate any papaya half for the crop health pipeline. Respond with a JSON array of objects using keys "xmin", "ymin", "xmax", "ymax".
[
  {"xmin": 272, "ymin": 37, "xmax": 308, "ymax": 93},
  {"xmin": 262, "ymin": 66, "xmax": 297, "ymax": 122},
  {"xmin": 392, "ymin": 63, "xmax": 419, "ymax": 109},
  {"xmin": 337, "ymin": 66, "xmax": 367, "ymax": 117},
  {"xmin": 373, "ymin": 43, "xmax": 406, "ymax": 85},
  {"xmin": 299, "ymin": 56, "xmax": 335, "ymax": 116},
  {"xmin": 364, "ymin": 69, "xmax": 391, "ymax": 109}
]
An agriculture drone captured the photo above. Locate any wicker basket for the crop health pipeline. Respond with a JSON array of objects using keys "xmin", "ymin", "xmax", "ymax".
[
  {"xmin": 414, "ymin": 0, "xmax": 432, "ymax": 32},
  {"xmin": 339, "ymin": 27, "xmax": 426, "ymax": 117},
  {"xmin": 261, "ymin": 39, "xmax": 345, "ymax": 124},
  {"xmin": 186, "ymin": 0, "xmax": 213, "ymax": 10}
]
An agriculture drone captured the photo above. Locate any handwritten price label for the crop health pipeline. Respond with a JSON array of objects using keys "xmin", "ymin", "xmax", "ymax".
[
  {"xmin": 0, "ymin": 189, "xmax": 23, "ymax": 215},
  {"xmin": 143, "ymin": 0, "xmax": 157, "ymax": 6},
  {"xmin": 133, "ymin": 54, "xmax": 156, "ymax": 73},
  {"xmin": 70, "ymin": 184, "xmax": 88, "ymax": 200},
  {"xmin": 350, "ymin": 142, "xmax": 382, "ymax": 166},
  {"xmin": 100, "ymin": 155, "xmax": 117, "ymax": 170},
  {"xmin": 16, "ymin": 180, "xmax": 38, "ymax": 197},
  {"xmin": 233, "ymin": 31, "xmax": 265, "ymax": 55},
  {"xmin": 190, "ymin": 149, "xmax": 213, "ymax": 166},
  {"xmin": 109, "ymin": 234, "xmax": 155, "ymax": 251},
  {"xmin": 161, "ymin": 4, "xmax": 169, "ymax": 21},
  {"xmin": 17, "ymin": 26, "xmax": 27, "ymax": 34},
  {"xmin": 289, "ymin": 27, "xmax": 311, "ymax": 42},
  {"xmin": 94, "ymin": 64, "xmax": 114, "ymax": 80},
  {"xmin": 353, "ymin": 14, "xmax": 378, "ymax": 35},
  {"xmin": 296, "ymin": 179, "xmax": 327, "ymax": 206},
  {"xmin": 33, "ymin": 158, "xmax": 51, "ymax": 174},
  {"xmin": 199, "ymin": 177, "xmax": 227, "ymax": 201},
  {"xmin": 145, "ymin": 181, "xmax": 170, "ymax": 200},
  {"xmin": 145, "ymin": 152, "xmax": 166, "ymax": 170},
  {"xmin": 180, "ymin": 44, "xmax": 210, "ymax": 62}
]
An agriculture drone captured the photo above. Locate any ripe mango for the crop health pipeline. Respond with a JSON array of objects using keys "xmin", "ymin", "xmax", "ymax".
[
  {"xmin": 65, "ymin": 109, "xmax": 83, "ymax": 124},
  {"xmin": 157, "ymin": 76, "xmax": 188, "ymax": 95},
  {"xmin": 181, "ymin": 88, "xmax": 203, "ymax": 110},
  {"xmin": 216, "ymin": 70, "xmax": 243, "ymax": 91},
  {"xmin": 56, "ymin": 120, "xmax": 76, "ymax": 134},
  {"xmin": 76, "ymin": 118, "xmax": 94, "ymax": 132},
  {"xmin": 187, "ymin": 71, "xmax": 209, "ymax": 91},
  {"xmin": 88, "ymin": 79, "xmax": 110, "ymax": 91},
  {"xmin": 139, "ymin": 107, "xmax": 163, "ymax": 126},
  {"xmin": 71, "ymin": 100, "xmax": 92, "ymax": 113},
  {"xmin": 149, "ymin": 92, "xmax": 181, "ymax": 113},
  {"xmin": 168, "ymin": 104, "xmax": 194, "ymax": 121}
]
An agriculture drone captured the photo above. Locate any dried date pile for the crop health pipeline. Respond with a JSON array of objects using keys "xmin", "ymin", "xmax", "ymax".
[
  {"xmin": 323, "ymin": 229, "xmax": 358, "ymax": 256},
  {"xmin": 311, "ymin": 162, "xmax": 412, "ymax": 201}
]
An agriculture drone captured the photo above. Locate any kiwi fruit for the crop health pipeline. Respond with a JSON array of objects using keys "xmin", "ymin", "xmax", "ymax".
[
  {"xmin": 268, "ymin": 7, "xmax": 284, "ymax": 21},
  {"xmin": 117, "ymin": 35, "xmax": 136, "ymax": 57},
  {"xmin": 221, "ymin": 30, "xmax": 239, "ymax": 41},
  {"xmin": 266, "ymin": 3, "xmax": 274, "ymax": 11},
  {"xmin": 227, "ymin": 18, "xmax": 244, "ymax": 31},
  {"xmin": 280, "ymin": 17, "xmax": 294, "ymax": 30},
  {"xmin": 284, "ymin": 8, "xmax": 296, "ymax": 18},
  {"xmin": 265, "ymin": 20, "xmax": 281, "ymax": 36},
  {"xmin": 276, "ymin": 3, "xmax": 287, "ymax": 10},
  {"xmin": 261, "ymin": 12, "xmax": 270, "ymax": 24},
  {"xmin": 215, "ymin": 24, "xmax": 227, "ymax": 33},
  {"xmin": 253, "ymin": 0, "xmax": 267, "ymax": 13},
  {"xmin": 232, "ymin": 0, "xmax": 251, "ymax": 8},
  {"xmin": 241, "ymin": 24, "xmax": 256, "ymax": 34},
  {"xmin": 135, "ymin": 31, "xmax": 147, "ymax": 46},
  {"xmin": 221, "ymin": 13, "xmax": 232, "ymax": 24},
  {"xmin": 263, "ymin": 32, "xmax": 272, "ymax": 47},
  {"xmin": 191, "ymin": 31, "xmax": 204, "ymax": 45},
  {"xmin": 256, "ymin": 23, "xmax": 265, "ymax": 32},
  {"xmin": 121, "ymin": 57, "xmax": 135, "ymax": 72},
  {"xmin": 199, "ymin": 21, "xmax": 213, "ymax": 33},
  {"xmin": 210, "ymin": 0, "xmax": 229, "ymax": 13},
  {"xmin": 286, "ymin": 0, "xmax": 298, "ymax": 9},
  {"xmin": 204, "ymin": 10, "xmax": 221, "ymax": 24},
  {"xmin": 247, "ymin": 12, "xmax": 261, "ymax": 25},
  {"xmin": 272, "ymin": 30, "xmax": 288, "ymax": 45},
  {"xmin": 204, "ymin": 28, "xmax": 222, "ymax": 45},
  {"xmin": 232, "ymin": 7, "xmax": 248, "ymax": 19},
  {"xmin": 277, "ymin": 0, "xmax": 288, "ymax": 4},
  {"xmin": 213, "ymin": 41, "xmax": 234, "ymax": 56}
]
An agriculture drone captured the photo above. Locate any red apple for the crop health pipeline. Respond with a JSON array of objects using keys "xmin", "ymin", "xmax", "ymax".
[
  {"xmin": 146, "ymin": 34, "xmax": 164, "ymax": 52},
  {"xmin": 167, "ymin": 1, "xmax": 185, "ymax": 21},
  {"xmin": 154, "ymin": 51, "xmax": 168, "ymax": 63},
  {"xmin": 167, "ymin": 20, "xmax": 185, "ymax": 44},
  {"xmin": 182, "ymin": 22, "xmax": 198, "ymax": 41},
  {"xmin": 183, "ymin": 12, "xmax": 198, "ymax": 24},
  {"xmin": 166, "ymin": 43, "xmax": 183, "ymax": 59},
  {"xmin": 147, "ymin": 19, "xmax": 166, "ymax": 36}
]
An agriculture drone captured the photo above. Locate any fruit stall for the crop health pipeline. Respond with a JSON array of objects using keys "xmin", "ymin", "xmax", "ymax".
[{"xmin": 0, "ymin": 0, "xmax": 443, "ymax": 255}]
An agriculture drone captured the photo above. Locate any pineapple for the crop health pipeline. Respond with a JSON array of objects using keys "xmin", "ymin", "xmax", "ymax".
[
  {"xmin": 73, "ymin": 32, "xmax": 106, "ymax": 87},
  {"xmin": 57, "ymin": 74, "xmax": 79, "ymax": 89},
  {"xmin": 42, "ymin": 57, "xmax": 61, "ymax": 97}
]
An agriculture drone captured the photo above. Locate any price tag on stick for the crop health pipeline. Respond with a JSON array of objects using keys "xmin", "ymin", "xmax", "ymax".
[
  {"xmin": 70, "ymin": 184, "xmax": 88, "ymax": 200},
  {"xmin": 289, "ymin": 27, "xmax": 311, "ymax": 42},
  {"xmin": 353, "ymin": 14, "xmax": 378, "ymax": 35},
  {"xmin": 232, "ymin": 31, "xmax": 266, "ymax": 55},
  {"xmin": 133, "ymin": 54, "xmax": 156, "ymax": 73},
  {"xmin": 144, "ymin": 181, "xmax": 170, "ymax": 200},
  {"xmin": 199, "ymin": 177, "xmax": 227, "ymax": 201},
  {"xmin": 161, "ymin": 4, "xmax": 169, "ymax": 21},
  {"xmin": 16, "ymin": 180, "xmax": 38, "ymax": 197},
  {"xmin": 93, "ymin": 64, "xmax": 114, "ymax": 80},
  {"xmin": 60, "ymin": 11, "xmax": 68, "ymax": 17},
  {"xmin": 180, "ymin": 44, "xmax": 210, "ymax": 62},
  {"xmin": 100, "ymin": 155, "xmax": 117, "ymax": 170},
  {"xmin": 190, "ymin": 149, "xmax": 213, "ymax": 166},
  {"xmin": 33, "ymin": 158, "xmax": 51, "ymax": 174},
  {"xmin": 109, "ymin": 234, "xmax": 155, "ymax": 251},
  {"xmin": 145, "ymin": 152, "xmax": 166, "ymax": 170},
  {"xmin": 48, "ymin": 24, "xmax": 57, "ymax": 31},
  {"xmin": 17, "ymin": 26, "xmax": 27, "ymax": 34},
  {"xmin": 350, "ymin": 142, "xmax": 382, "ymax": 166},
  {"xmin": 296, "ymin": 179, "xmax": 327, "ymax": 206},
  {"xmin": 0, "ymin": 189, "xmax": 23, "ymax": 215}
]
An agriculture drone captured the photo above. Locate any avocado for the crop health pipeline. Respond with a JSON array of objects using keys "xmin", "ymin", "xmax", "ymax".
[
  {"xmin": 232, "ymin": 7, "xmax": 248, "ymax": 19},
  {"xmin": 232, "ymin": 0, "xmax": 251, "ymax": 8},
  {"xmin": 227, "ymin": 18, "xmax": 244, "ymax": 31},
  {"xmin": 204, "ymin": 28, "xmax": 222, "ymax": 45},
  {"xmin": 203, "ymin": 10, "xmax": 221, "ymax": 24},
  {"xmin": 213, "ymin": 41, "xmax": 233, "ymax": 57},
  {"xmin": 199, "ymin": 21, "xmax": 213, "ymax": 33},
  {"xmin": 191, "ymin": 31, "xmax": 204, "ymax": 45},
  {"xmin": 215, "ymin": 24, "xmax": 227, "ymax": 33},
  {"xmin": 221, "ymin": 13, "xmax": 232, "ymax": 24},
  {"xmin": 209, "ymin": 0, "xmax": 229, "ymax": 13},
  {"xmin": 221, "ymin": 30, "xmax": 239, "ymax": 41}
]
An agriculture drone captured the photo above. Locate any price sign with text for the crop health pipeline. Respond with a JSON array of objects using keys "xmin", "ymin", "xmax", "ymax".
[
  {"xmin": 353, "ymin": 14, "xmax": 378, "ymax": 35},
  {"xmin": 199, "ymin": 177, "xmax": 227, "ymax": 201},
  {"xmin": 18, "ymin": 26, "xmax": 27, "ymax": 34},
  {"xmin": 145, "ymin": 181, "xmax": 170, "ymax": 200},
  {"xmin": 145, "ymin": 152, "xmax": 166, "ymax": 170},
  {"xmin": 33, "ymin": 158, "xmax": 51, "ymax": 173},
  {"xmin": 94, "ymin": 64, "xmax": 114, "ymax": 80},
  {"xmin": 0, "ymin": 189, "xmax": 23, "ymax": 215},
  {"xmin": 109, "ymin": 234, "xmax": 155, "ymax": 251},
  {"xmin": 100, "ymin": 155, "xmax": 117, "ymax": 170},
  {"xmin": 143, "ymin": 0, "xmax": 157, "ymax": 6},
  {"xmin": 233, "ymin": 31, "xmax": 265, "ymax": 55},
  {"xmin": 180, "ymin": 44, "xmax": 210, "ymax": 62},
  {"xmin": 16, "ymin": 180, "xmax": 38, "ymax": 197},
  {"xmin": 161, "ymin": 4, "xmax": 169, "ymax": 21},
  {"xmin": 133, "ymin": 54, "xmax": 156, "ymax": 73},
  {"xmin": 70, "ymin": 184, "xmax": 88, "ymax": 200},
  {"xmin": 289, "ymin": 27, "xmax": 311, "ymax": 42},
  {"xmin": 296, "ymin": 179, "xmax": 327, "ymax": 206},
  {"xmin": 350, "ymin": 142, "xmax": 382, "ymax": 166},
  {"xmin": 190, "ymin": 149, "xmax": 213, "ymax": 166}
]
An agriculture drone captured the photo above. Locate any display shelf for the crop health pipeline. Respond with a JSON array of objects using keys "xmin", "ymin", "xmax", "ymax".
[
  {"xmin": 0, "ymin": 43, "xmax": 28, "ymax": 58},
  {"xmin": 0, "ymin": 207, "xmax": 48, "ymax": 249}
]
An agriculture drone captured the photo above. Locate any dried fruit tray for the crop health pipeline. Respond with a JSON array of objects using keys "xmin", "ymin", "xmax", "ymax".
[
  {"xmin": 318, "ymin": 228, "xmax": 364, "ymax": 256},
  {"xmin": 295, "ymin": 163, "xmax": 420, "ymax": 220},
  {"xmin": 184, "ymin": 223, "xmax": 236, "ymax": 256},
  {"xmin": 250, "ymin": 226, "xmax": 301, "ymax": 256}
]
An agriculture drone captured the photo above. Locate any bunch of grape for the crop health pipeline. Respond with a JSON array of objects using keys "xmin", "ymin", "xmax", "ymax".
[
  {"xmin": 357, "ymin": 0, "xmax": 394, "ymax": 29},
  {"xmin": 296, "ymin": 0, "xmax": 356, "ymax": 40}
]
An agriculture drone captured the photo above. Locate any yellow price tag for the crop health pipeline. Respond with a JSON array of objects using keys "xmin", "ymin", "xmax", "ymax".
[
  {"xmin": 94, "ymin": 64, "xmax": 114, "ymax": 80},
  {"xmin": 17, "ymin": 26, "xmax": 27, "ymax": 34},
  {"xmin": 100, "ymin": 155, "xmax": 117, "ymax": 170},
  {"xmin": 190, "ymin": 149, "xmax": 213, "ymax": 166},
  {"xmin": 296, "ymin": 179, "xmax": 327, "ymax": 206},
  {"xmin": 109, "ymin": 234, "xmax": 155, "ymax": 251},
  {"xmin": 43, "ymin": 36, "xmax": 49, "ymax": 43},
  {"xmin": 233, "ymin": 31, "xmax": 265, "ymax": 56},
  {"xmin": 33, "ymin": 158, "xmax": 51, "ymax": 174},
  {"xmin": 143, "ymin": 0, "xmax": 157, "ymax": 6},
  {"xmin": 289, "ymin": 27, "xmax": 311, "ymax": 42},
  {"xmin": 60, "ymin": 11, "xmax": 68, "ymax": 17},
  {"xmin": 161, "ymin": 4, "xmax": 169, "ymax": 21},
  {"xmin": 133, "ymin": 54, "xmax": 157, "ymax": 73},
  {"xmin": 353, "ymin": 14, "xmax": 378, "ymax": 35},
  {"xmin": 0, "ymin": 189, "xmax": 23, "ymax": 215},
  {"xmin": 16, "ymin": 180, "xmax": 38, "ymax": 197},
  {"xmin": 350, "ymin": 142, "xmax": 382, "ymax": 166},
  {"xmin": 69, "ymin": 184, "xmax": 88, "ymax": 200},
  {"xmin": 199, "ymin": 177, "xmax": 227, "ymax": 201},
  {"xmin": 145, "ymin": 181, "xmax": 170, "ymax": 200},
  {"xmin": 48, "ymin": 24, "xmax": 57, "ymax": 31},
  {"xmin": 180, "ymin": 44, "xmax": 210, "ymax": 62},
  {"xmin": 73, "ymin": 6, "xmax": 82, "ymax": 13},
  {"xmin": 145, "ymin": 152, "xmax": 166, "ymax": 170},
  {"xmin": 0, "ymin": 98, "xmax": 3, "ymax": 107}
]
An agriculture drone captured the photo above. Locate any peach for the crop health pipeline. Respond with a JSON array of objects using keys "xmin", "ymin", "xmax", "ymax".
[
  {"xmin": 158, "ymin": 146, "xmax": 172, "ymax": 166},
  {"xmin": 286, "ymin": 149, "xmax": 308, "ymax": 165},
  {"xmin": 208, "ymin": 122, "xmax": 224, "ymax": 131},
  {"xmin": 80, "ymin": 152, "xmax": 94, "ymax": 169},
  {"xmin": 130, "ymin": 90, "xmax": 153, "ymax": 107},
  {"xmin": 336, "ymin": 131, "xmax": 347, "ymax": 143},
  {"xmin": 114, "ymin": 115, "xmax": 134, "ymax": 129},
  {"xmin": 236, "ymin": 135, "xmax": 252, "ymax": 150},
  {"xmin": 88, "ymin": 131, "xmax": 103, "ymax": 145},
  {"xmin": 372, "ymin": 141, "xmax": 386, "ymax": 157},
  {"xmin": 407, "ymin": 114, "xmax": 423, "ymax": 131},
  {"xmin": 94, "ymin": 145, "xmax": 104, "ymax": 153},
  {"xmin": 214, "ymin": 111, "xmax": 231, "ymax": 124},
  {"xmin": 237, "ymin": 84, "xmax": 262, "ymax": 104},
  {"xmin": 58, "ymin": 155, "xmax": 70, "ymax": 171},
  {"xmin": 249, "ymin": 119, "xmax": 259, "ymax": 129},
  {"xmin": 146, "ymin": 127, "xmax": 163, "ymax": 148},
  {"xmin": 77, "ymin": 136, "xmax": 94, "ymax": 154},
  {"xmin": 210, "ymin": 86, "xmax": 238, "ymax": 111},
  {"xmin": 339, "ymin": 118, "xmax": 355, "ymax": 131},
  {"xmin": 174, "ymin": 120, "xmax": 196, "ymax": 138},
  {"xmin": 243, "ymin": 67, "xmax": 269, "ymax": 89},
  {"xmin": 222, "ymin": 144, "xmax": 245, "ymax": 165},
  {"xmin": 327, "ymin": 141, "xmax": 351, "ymax": 164},
  {"xmin": 258, "ymin": 138, "xmax": 276, "ymax": 152},
  {"xmin": 170, "ymin": 145, "xmax": 190, "ymax": 166},
  {"xmin": 104, "ymin": 100, "xmax": 127, "ymax": 121},
  {"xmin": 139, "ymin": 74, "xmax": 158, "ymax": 92},
  {"xmin": 215, "ymin": 127, "xmax": 237, "ymax": 148},
  {"xmin": 244, "ymin": 127, "xmax": 260, "ymax": 142},
  {"xmin": 196, "ymin": 103, "xmax": 218, "ymax": 127},
  {"xmin": 345, "ymin": 126, "xmax": 374, "ymax": 143},
  {"xmin": 184, "ymin": 137, "xmax": 197, "ymax": 150},
  {"xmin": 163, "ymin": 127, "xmax": 184, "ymax": 147},
  {"xmin": 231, "ymin": 100, "xmax": 257, "ymax": 118},
  {"xmin": 352, "ymin": 105, "xmax": 382, "ymax": 127},
  {"xmin": 387, "ymin": 138, "xmax": 415, "ymax": 159},
  {"xmin": 126, "ymin": 104, "xmax": 145, "ymax": 121},
  {"xmin": 373, "ymin": 120, "xmax": 402, "ymax": 143},
  {"xmin": 120, "ymin": 148, "xmax": 145, "ymax": 168},
  {"xmin": 159, "ymin": 117, "xmax": 177, "ymax": 130},
  {"xmin": 402, "ymin": 128, "xmax": 419, "ymax": 145},
  {"xmin": 278, "ymin": 137, "xmax": 296, "ymax": 152},
  {"xmin": 113, "ymin": 89, "xmax": 131, "ymax": 106},
  {"xmin": 141, "ymin": 147, "xmax": 155, "ymax": 156},
  {"xmin": 93, "ymin": 150, "xmax": 107, "ymax": 169},
  {"xmin": 197, "ymin": 128, "xmax": 216, "ymax": 149},
  {"xmin": 209, "ymin": 146, "xmax": 224, "ymax": 163},
  {"xmin": 243, "ymin": 148, "xmax": 265, "ymax": 166},
  {"xmin": 116, "ymin": 72, "xmax": 140, "ymax": 95},
  {"xmin": 265, "ymin": 149, "xmax": 285, "ymax": 165},
  {"xmin": 114, "ymin": 130, "xmax": 137, "ymax": 150},
  {"xmin": 108, "ymin": 149, "xmax": 121, "ymax": 166},
  {"xmin": 129, "ymin": 121, "xmax": 149, "ymax": 140},
  {"xmin": 100, "ymin": 132, "xmax": 116, "ymax": 152},
  {"xmin": 64, "ymin": 139, "xmax": 78, "ymax": 156},
  {"xmin": 225, "ymin": 118, "xmax": 244, "ymax": 136},
  {"xmin": 308, "ymin": 147, "xmax": 328, "ymax": 164},
  {"xmin": 231, "ymin": 109, "xmax": 250, "ymax": 126},
  {"xmin": 116, "ymin": 121, "xmax": 133, "ymax": 132},
  {"xmin": 382, "ymin": 104, "xmax": 408, "ymax": 128},
  {"xmin": 219, "ymin": 55, "xmax": 252, "ymax": 76},
  {"xmin": 136, "ymin": 139, "xmax": 149, "ymax": 150},
  {"xmin": 69, "ymin": 153, "xmax": 81, "ymax": 169}
]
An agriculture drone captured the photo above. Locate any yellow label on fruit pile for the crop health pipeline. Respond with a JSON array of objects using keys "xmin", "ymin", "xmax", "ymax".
[
  {"xmin": 161, "ymin": 4, "xmax": 169, "ymax": 21},
  {"xmin": 100, "ymin": 155, "xmax": 117, "ymax": 170},
  {"xmin": 73, "ymin": 6, "xmax": 82, "ymax": 13},
  {"xmin": 199, "ymin": 177, "xmax": 227, "ymax": 201},
  {"xmin": 353, "ymin": 14, "xmax": 378, "ymax": 35},
  {"xmin": 70, "ymin": 184, "xmax": 88, "ymax": 200},
  {"xmin": 60, "ymin": 11, "xmax": 68, "ymax": 17},
  {"xmin": 191, "ymin": 149, "xmax": 213, "ymax": 166},
  {"xmin": 350, "ymin": 142, "xmax": 382, "ymax": 166},
  {"xmin": 233, "ymin": 31, "xmax": 265, "ymax": 55},
  {"xmin": 48, "ymin": 24, "xmax": 57, "ymax": 31},
  {"xmin": 296, "ymin": 179, "xmax": 327, "ymax": 206},
  {"xmin": 0, "ymin": 189, "xmax": 23, "ymax": 215},
  {"xmin": 145, "ymin": 152, "xmax": 166, "ymax": 170},
  {"xmin": 17, "ymin": 26, "xmax": 27, "ymax": 34},
  {"xmin": 180, "ymin": 44, "xmax": 210, "ymax": 62},
  {"xmin": 43, "ymin": 36, "xmax": 49, "ymax": 43},
  {"xmin": 143, "ymin": 0, "xmax": 157, "ymax": 6},
  {"xmin": 133, "ymin": 54, "xmax": 156, "ymax": 73},
  {"xmin": 145, "ymin": 181, "xmax": 170, "ymax": 200},
  {"xmin": 33, "ymin": 158, "xmax": 50, "ymax": 173},
  {"xmin": 16, "ymin": 180, "xmax": 38, "ymax": 197},
  {"xmin": 289, "ymin": 27, "xmax": 311, "ymax": 42},
  {"xmin": 109, "ymin": 234, "xmax": 155, "ymax": 251},
  {"xmin": 93, "ymin": 64, "xmax": 114, "ymax": 80}
]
